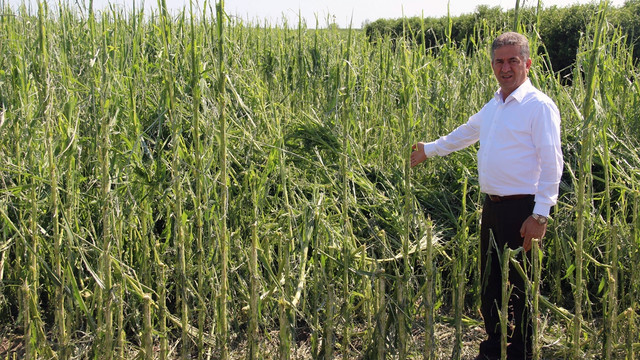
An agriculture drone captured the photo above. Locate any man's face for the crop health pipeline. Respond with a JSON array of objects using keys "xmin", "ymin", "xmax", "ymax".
[{"xmin": 491, "ymin": 45, "xmax": 531, "ymax": 99}]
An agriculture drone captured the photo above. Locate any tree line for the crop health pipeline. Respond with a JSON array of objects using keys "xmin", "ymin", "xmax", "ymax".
[{"xmin": 364, "ymin": 1, "xmax": 640, "ymax": 80}]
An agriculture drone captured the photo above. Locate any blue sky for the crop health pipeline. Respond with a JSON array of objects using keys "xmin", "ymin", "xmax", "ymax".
[{"xmin": 7, "ymin": 0, "xmax": 626, "ymax": 28}]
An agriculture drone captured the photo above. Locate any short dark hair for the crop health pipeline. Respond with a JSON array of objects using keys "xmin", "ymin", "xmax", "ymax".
[{"xmin": 491, "ymin": 32, "xmax": 530, "ymax": 61}]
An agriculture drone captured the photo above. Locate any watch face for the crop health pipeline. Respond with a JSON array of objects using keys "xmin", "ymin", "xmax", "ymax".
[{"xmin": 533, "ymin": 214, "xmax": 547, "ymax": 225}]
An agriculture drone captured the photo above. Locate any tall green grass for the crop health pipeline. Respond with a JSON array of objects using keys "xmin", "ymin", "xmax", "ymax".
[{"xmin": 0, "ymin": 0, "xmax": 639, "ymax": 358}]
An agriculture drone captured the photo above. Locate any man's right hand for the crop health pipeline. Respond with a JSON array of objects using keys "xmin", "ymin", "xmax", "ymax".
[{"xmin": 410, "ymin": 142, "xmax": 427, "ymax": 168}]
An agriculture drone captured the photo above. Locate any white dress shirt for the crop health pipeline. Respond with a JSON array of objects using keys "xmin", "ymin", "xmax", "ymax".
[{"xmin": 423, "ymin": 79, "xmax": 563, "ymax": 217}]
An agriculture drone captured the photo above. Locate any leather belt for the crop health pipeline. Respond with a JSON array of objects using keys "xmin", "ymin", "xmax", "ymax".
[{"xmin": 487, "ymin": 194, "xmax": 530, "ymax": 202}]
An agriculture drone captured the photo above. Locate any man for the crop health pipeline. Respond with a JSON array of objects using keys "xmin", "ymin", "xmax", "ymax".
[{"xmin": 410, "ymin": 32, "xmax": 563, "ymax": 359}]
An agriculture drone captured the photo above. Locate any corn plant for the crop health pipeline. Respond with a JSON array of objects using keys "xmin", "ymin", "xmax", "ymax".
[{"xmin": 0, "ymin": 1, "xmax": 639, "ymax": 359}]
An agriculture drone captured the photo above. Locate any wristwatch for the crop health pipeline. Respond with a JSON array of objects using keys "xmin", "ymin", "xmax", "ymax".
[{"xmin": 531, "ymin": 213, "xmax": 548, "ymax": 225}]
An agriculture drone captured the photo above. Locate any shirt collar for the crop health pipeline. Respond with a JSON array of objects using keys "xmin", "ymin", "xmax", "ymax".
[{"xmin": 494, "ymin": 78, "xmax": 532, "ymax": 104}]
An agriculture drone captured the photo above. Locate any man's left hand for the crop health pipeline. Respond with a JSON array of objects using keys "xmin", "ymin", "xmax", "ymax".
[{"xmin": 519, "ymin": 216, "xmax": 547, "ymax": 252}]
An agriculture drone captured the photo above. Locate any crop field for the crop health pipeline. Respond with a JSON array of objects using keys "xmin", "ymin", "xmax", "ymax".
[{"xmin": 0, "ymin": 0, "xmax": 639, "ymax": 359}]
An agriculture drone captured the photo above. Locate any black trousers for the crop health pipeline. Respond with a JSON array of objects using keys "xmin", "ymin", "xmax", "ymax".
[{"xmin": 479, "ymin": 194, "xmax": 534, "ymax": 360}]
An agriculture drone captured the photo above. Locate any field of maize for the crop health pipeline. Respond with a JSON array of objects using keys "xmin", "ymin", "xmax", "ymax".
[{"xmin": 0, "ymin": 0, "xmax": 639, "ymax": 358}]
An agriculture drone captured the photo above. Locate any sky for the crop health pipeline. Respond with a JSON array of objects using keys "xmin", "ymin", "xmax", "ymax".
[
  {"xmin": 7, "ymin": 0, "xmax": 627, "ymax": 28},
  {"xmin": 223, "ymin": 0, "xmax": 625, "ymax": 28}
]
